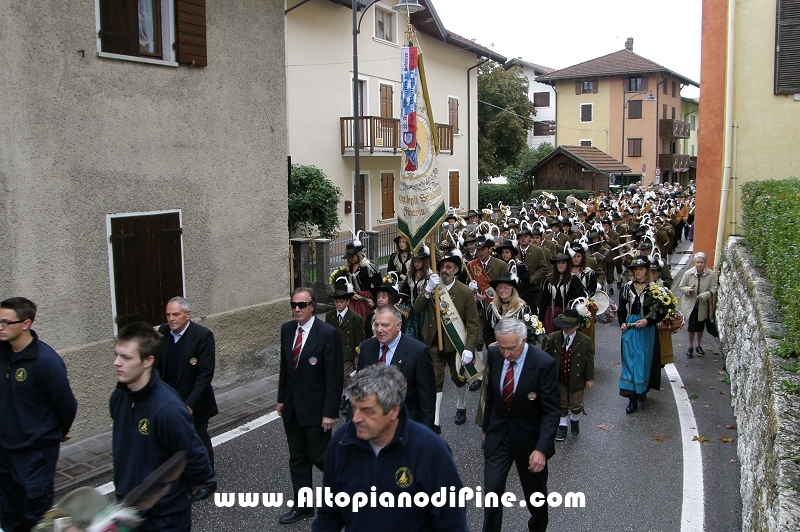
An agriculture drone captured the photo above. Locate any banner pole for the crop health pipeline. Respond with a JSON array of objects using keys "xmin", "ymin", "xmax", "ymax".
[{"xmin": 430, "ymin": 233, "xmax": 444, "ymax": 351}]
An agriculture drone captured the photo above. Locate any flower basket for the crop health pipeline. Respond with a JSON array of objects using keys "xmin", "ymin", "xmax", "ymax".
[{"xmin": 658, "ymin": 311, "xmax": 685, "ymax": 333}]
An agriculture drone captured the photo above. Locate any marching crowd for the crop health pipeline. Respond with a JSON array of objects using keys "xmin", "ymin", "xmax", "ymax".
[{"xmin": 0, "ymin": 181, "xmax": 719, "ymax": 532}]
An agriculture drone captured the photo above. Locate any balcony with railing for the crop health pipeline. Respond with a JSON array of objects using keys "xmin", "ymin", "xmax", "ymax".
[
  {"xmin": 659, "ymin": 153, "xmax": 692, "ymax": 172},
  {"xmin": 659, "ymin": 119, "xmax": 691, "ymax": 139},
  {"xmin": 340, "ymin": 116, "xmax": 454, "ymax": 155}
]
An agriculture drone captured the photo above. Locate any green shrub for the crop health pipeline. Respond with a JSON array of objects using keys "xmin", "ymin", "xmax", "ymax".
[
  {"xmin": 741, "ymin": 177, "xmax": 800, "ymax": 352},
  {"xmin": 478, "ymin": 184, "xmax": 516, "ymax": 208},
  {"xmin": 288, "ymin": 164, "xmax": 342, "ymax": 239}
]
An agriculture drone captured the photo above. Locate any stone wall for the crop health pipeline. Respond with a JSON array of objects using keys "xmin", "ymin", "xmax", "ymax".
[{"xmin": 718, "ymin": 237, "xmax": 800, "ymax": 531}]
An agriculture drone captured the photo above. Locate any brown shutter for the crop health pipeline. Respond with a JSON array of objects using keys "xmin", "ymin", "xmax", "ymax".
[
  {"xmin": 575, "ymin": 81, "xmax": 581, "ymax": 95},
  {"xmin": 449, "ymin": 171, "xmax": 460, "ymax": 208},
  {"xmin": 775, "ymin": 0, "xmax": 800, "ymax": 94},
  {"xmin": 641, "ymin": 76, "xmax": 648, "ymax": 91},
  {"xmin": 380, "ymin": 84, "xmax": 393, "ymax": 118},
  {"xmin": 592, "ymin": 79, "xmax": 599, "ymax": 94},
  {"xmin": 98, "ymin": 0, "xmax": 138, "ymax": 56},
  {"xmin": 177, "ymin": 0, "xmax": 207, "ymax": 66},
  {"xmin": 381, "ymin": 173, "xmax": 395, "ymax": 219},
  {"xmin": 448, "ymin": 98, "xmax": 459, "ymax": 133},
  {"xmin": 110, "ymin": 212, "xmax": 184, "ymax": 328}
]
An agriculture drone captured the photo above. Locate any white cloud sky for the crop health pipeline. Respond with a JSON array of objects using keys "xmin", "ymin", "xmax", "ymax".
[{"xmin": 430, "ymin": 0, "xmax": 701, "ymax": 98}]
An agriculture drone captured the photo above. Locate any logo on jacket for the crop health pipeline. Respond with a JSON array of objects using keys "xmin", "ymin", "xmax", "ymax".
[
  {"xmin": 527, "ymin": 392, "xmax": 537, "ymax": 401},
  {"xmin": 395, "ymin": 467, "xmax": 413, "ymax": 488},
  {"xmin": 189, "ymin": 357, "xmax": 198, "ymax": 366},
  {"xmin": 138, "ymin": 418, "xmax": 150, "ymax": 436},
  {"xmin": 15, "ymin": 368, "xmax": 26, "ymax": 382}
]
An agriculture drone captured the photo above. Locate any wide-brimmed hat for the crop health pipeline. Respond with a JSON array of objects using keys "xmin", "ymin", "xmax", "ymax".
[
  {"xmin": 495, "ymin": 240, "xmax": 517, "ymax": 257},
  {"xmin": 412, "ymin": 244, "xmax": 431, "ymax": 259},
  {"xmin": 463, "ymin": 232, "xmax": 478, "ymax": 243},
  {"xmin": 342, "ymin": 242, "xmax": 363, "ymax": 259},
  {"xmin": 393, "ymin": 235, "xmax": 408, "ymax": 244},
  {"xmin": 550, "ymin": 252, "xmax": 570, "ymax": 263},
  {"xmin": 553, "ymin": 308, "xmax": 582, "ymax": 329},
  {"xmin": 372, "ymin": 282, "xmax": 400, "ymax": 304},
  {"xmin": 637, "ymin": 239, "xmax": 654, "ymax": 250},
  {"xmin": 649, "ymin": 258, "xmax": 664, "ymax": 271},
  {"xmin": 477, "ymin": 237, "xmax": 495, "ymax": 249},
  {"xmin": 330, "ymin": 280, "xmax": 355, "ymax": 299},
  {"xmin": 489, "ymin": 271, "xmax": 520, "ymax": 292},
  {"xmin": 626, "ymin": 256, "xmax": 650, "ymax": 269},
  {"xmin": 467, "ymin": 209, "xmax": 479, "ymax": 218},
  {"xmin": 436, "ymin": 250, "xmax": 463, "ymax": 271}
]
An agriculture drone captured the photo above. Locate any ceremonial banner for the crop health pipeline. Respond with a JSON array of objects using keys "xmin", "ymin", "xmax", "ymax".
[
  {"xmin": 434, "ymin": 284, "xmax": 484, "ymax": 383},
  {"xmin": 397, "ymin": 47, "xmax": 446, "ymax": 251},
  {"xmin": 468, "ymin": 259, "xmax": 497, "ymax": 300}
]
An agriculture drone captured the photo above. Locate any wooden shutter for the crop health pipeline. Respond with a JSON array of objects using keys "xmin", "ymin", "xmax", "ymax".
[
  {"xmin": 449, "ymin": 171, "xmax": 460, "ymax": 208},
  {"xmin": 98, "ymin": 0, "xmax": 138, "ymax": 56},
  {"xmin": 380, "ymin": 85, "xmax": 393, "ymax": 118},
  {"xmin": 110, "ymin": 212, "xmax": 184, "ymax": 328},
  {"xmin": 641, "ymin": 76, "xmax": 648, "ymax": 91},
  {"xmin": 533, "ymin": 92, "xmax": 550, "ymax": 107},
  {"xmin": 581, "ymin": 104, "xmax": 592, "ymax": 122},
  {"xmin": 381, "ymin": 173, "xmax": 395, "ymax": 219},
  {"xmin": 775, "ymin": 0, "xmax": 800, "ymax": 94},
  {"xmin": 448, "ymin": 98, "xmax": 459, "ymax": 133},
  {"xmin": 177, "ymin": 0, "xmax": 207, "ymax": 66},
  {"xmin": 575, "ymin": 81, "xmax": 581, "ymax": 95},
  {"xmin": 592, "ymin": 79, "xmax": 599, "ymax": 94}
]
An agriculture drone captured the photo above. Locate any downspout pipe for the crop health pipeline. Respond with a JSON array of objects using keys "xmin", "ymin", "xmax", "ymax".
[
  {"xmin": 467, "ymin": 57, "xmax": 490, "ymax": 210},
  {"xmin": 715, "ymin": 0, "xmax": 736, "ymax": 268}
]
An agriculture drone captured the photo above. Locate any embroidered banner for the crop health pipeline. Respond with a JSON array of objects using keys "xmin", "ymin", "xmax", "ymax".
[
  {"xmin": 397, "ymin": 48, "xmax": 445, "ymax": 251},
  {"xmin": 468, "ymin": 259, "xmax": 497, "ymax": 301}
]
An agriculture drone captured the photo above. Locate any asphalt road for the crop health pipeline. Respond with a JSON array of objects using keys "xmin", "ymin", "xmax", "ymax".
[{"xmin": 186, "ymin": 257, "xmax": 740, "ymax": 531}]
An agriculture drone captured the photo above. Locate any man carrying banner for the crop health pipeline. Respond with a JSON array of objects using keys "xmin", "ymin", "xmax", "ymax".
[{"xmin": 413, "ymin": 250, "xmax": 479, "ymax": 433}]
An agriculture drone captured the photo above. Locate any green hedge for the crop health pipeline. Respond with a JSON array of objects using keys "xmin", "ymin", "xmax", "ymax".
[
  {"xmin": 741, "ymin": 177, "xmax": 800, "ymax": 353},
  {"xmin": 478, "ymin": 184, "xmax": 515, "ymax": 207}
]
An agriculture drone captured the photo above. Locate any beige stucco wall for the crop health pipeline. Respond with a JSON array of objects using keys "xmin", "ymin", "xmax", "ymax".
[
  {"xmin": 0, "ymin": 0, "xmax": 289, "ymax": 438},
  {"xmin": 726, "ymin": 0, "xmax": 800, "ymax": 236},
  {"xmin": 285, "ymin": 0, "xmax": 479, "ymax": 231},
  {"xmin": 553, "ymin": 78, "xmax": 612, "ymax": 154}
]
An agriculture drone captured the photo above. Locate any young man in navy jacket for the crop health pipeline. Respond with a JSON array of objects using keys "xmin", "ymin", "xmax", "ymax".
[
  {"xmin": 0, "ymin": 297, "xmax": 77, "ymax": 532},
  {"xmin": 111, "ymin": 322, "xmax": 215, "ymax": 532}
]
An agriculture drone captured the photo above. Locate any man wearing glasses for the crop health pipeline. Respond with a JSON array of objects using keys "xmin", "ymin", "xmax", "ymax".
[
  {"xmin": 276, "ymin": 287, "xmax": 343, "ymax": 525},
  {"xmin": 0, "ymin": 297, "xmax": 77, "ymax": 532}
]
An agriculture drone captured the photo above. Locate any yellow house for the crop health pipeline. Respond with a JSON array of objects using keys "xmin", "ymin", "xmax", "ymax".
[
  {"xmin": 285, "ymin": 0, "xmax": 504, "ymax": 233},
  {"xmin": 537, "ymin": 38, "xmax": 698, "ymax": 187},
  {"xmin": 695, "ymin": 0, "xmax": 800, "ymax": 266},
  {"xmin": 681, "ymin": 96, "xmax": 699, "ymax": 182}
]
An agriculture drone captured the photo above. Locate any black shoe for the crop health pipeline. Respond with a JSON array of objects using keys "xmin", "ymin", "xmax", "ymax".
[
  {"xmin": 555, "ymin": 425, "xmax": 568, "ymax": 441},
  {"xmin": 469, "ymin": 379, "xmax": 483, "ymax": 391},
  {"xmin": 696, "ymin": 346, "xmax": 705, "ymax": 355},
  {"xmin": 608, "ymin": 287, "xmax": 614, "ymax": 296},
  {"xmin": 279, "ymin": 510, "xmax": 314, "ymax": 525},
  {"xmin": 570, "ymin": 420, "xmax": 579, "ymax": 436},
  {"xmin": 626, "ymin": 399, "xmax": 637, "ymax": 414},
  {"xmin": 433, "ymin": 424, "xmax": 441, "ymax": 435},
  {"xmin": 454, "ymin": 408, "xmax": 467, "ymax": 425},
  {"xmin": 686, "ymin": 347, "xmax": 694, "ymax": 358}
]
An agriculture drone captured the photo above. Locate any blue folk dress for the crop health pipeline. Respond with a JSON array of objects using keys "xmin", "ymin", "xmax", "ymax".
[{"xmin": 618, "ymin": 281, "xmax": 658, "ymax": 398}]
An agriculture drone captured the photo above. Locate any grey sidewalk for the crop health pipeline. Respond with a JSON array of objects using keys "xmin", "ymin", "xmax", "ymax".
[{"xmin": 54, "ymin": 374, "xmax": 280, "ymax": 497}]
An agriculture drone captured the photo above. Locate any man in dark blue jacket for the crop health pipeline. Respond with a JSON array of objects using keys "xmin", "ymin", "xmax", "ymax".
[
  {"xmin": 111, "ymin": 322, "xmax": 214, "ymax": 532},
  {"xmin": 0, "ymin": 297, "xmax": 77, "ymax": 532},
  {"xmin": 312, "ymin": 364, "xmax": 466, "ymax": 532}
]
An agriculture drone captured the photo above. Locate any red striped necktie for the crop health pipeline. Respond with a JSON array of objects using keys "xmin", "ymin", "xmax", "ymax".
[
  {"xmin": 292, "ymin": 328, "xmax": 303, "ymax": 372},
  {"xmin": 380, "ymin": 344, "xmax": 389, "ymax": 365},
  {"xmin": 502, "ymin": 361, "xmax": 516, "ymax": 409}
]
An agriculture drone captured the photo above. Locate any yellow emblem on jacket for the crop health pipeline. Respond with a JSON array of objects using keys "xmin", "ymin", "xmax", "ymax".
[
  {"xmin": 395, "ymin": 467, "xmax": 413, "ymax": 488},
  {"xmin": 138, "ymin": 418, "xmax": 150, "ymax": 436},
  {"xmin": 15, "ymin": 368, "xmax": 27, "ymax": 382},
  {"xmin": 189, "ymin": 357, "xmax": 198, "ymax": 366}
]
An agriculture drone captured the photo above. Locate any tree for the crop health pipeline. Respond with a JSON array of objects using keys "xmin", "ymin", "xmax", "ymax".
[
  {"xmin": 504, "ymin": 142, "xmax": 555, "ymax": 201},
  {"xmin": 478, "ymin": 62, "xmax": 536, "ymax": 180},
  {"xmin": 288, "ymin": 164, "xmax": 342, "ymax": 239}
]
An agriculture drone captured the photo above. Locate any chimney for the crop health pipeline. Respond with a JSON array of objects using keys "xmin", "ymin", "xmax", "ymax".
[{"xmin": 625, "ymin": 38, "xmax": 634, "ymax": 52}]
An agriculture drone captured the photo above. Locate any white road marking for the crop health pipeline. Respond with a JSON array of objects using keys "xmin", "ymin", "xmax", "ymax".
[
  {"xmin": 96, "ymin": 410, "xmax": 282, "ymax": 496},
  {"xmin": 668, "ymin": 246, "xmax": 704, "ymax": 531},
  {"xmin": 665, "ymin": 363, "xmax": 705, "ymax": 532}
]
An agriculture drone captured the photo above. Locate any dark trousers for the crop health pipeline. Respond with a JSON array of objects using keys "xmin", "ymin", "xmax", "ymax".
[
  {"xmin": 0, "ymin": 443, "xmax": 59, "ymax": 532},
  {"xmin": 483, "ymin": 435, "xmax": 549, "ymax": 532},
  {"xmin": 194, "ymin": 418, "xmax": 214, "ymax": 470},
  {"xmin": 138, "ymin": 507, "xmax": 191, "ymax": 532},
  {"xmin": 283, "ymin": 415, "xmax": 330, "ymax": 506}
]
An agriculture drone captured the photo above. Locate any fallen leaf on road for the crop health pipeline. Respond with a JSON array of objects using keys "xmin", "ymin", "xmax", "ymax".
[
  {"xmin": 696, "ymin": 378, "xmax": 702, "ymax": 382},
  {"xmin": 692, "ymin": 435, "xmax": 710, "ymax": 444},
  {"xmin": 598, "ymin": 423, "xmax": 612, "ymax": 431},
  {"xmin": 651, "ymin": 435, "xmax": 668, "ymax": 442},
  {"xmin": 709, "ymin": 386, "xmax": 715, "ymax": 389},
  {"xmin": 725, "ymin": 423, "xmax": 737, "ymax": 430},
  {"xmin": 713, "ymin": 359, "xmax": 719, "ymax": 362},
  {"xmin": 720, "ymin": 435, "xmax": 733, "ymax": 443},
  {"xmin": 717, "ymin": 370, "xmax": 725, "ymax": 375},
  {"xmin": 729, "ymin": 459, "xmax": 737, "ymax": 464},
  {"xmin": 719, "ymin": 391, "xmax": 725, "ymax": 395}
]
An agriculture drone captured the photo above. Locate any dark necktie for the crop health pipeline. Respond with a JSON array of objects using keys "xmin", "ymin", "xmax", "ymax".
[
  {"xmin": 502, "ymin": 361, "xmax": 516, "ymax": 409},
  {"xmin": 292, "ymin": 328, "xmax": 303, "ymax": 372},
  {"xmin": 380, "ymin": 344, "xmax": 389, "ymax": 365},
  {"xmin": 338, "ymin": 313, "xmax": 343, "ymax": 326}
]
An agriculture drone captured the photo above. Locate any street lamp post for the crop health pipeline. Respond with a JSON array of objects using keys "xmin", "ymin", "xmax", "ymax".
[{"xmin": 351, "ymin": 0, "xmax": 424, "ymax": 232}]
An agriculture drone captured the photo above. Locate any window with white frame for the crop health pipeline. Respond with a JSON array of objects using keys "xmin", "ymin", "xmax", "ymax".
[
  {"xmin": 580, "ymin": 139, "xmax": 593, "ymax": 147},
  {"xmin": 96, "ymin": 0, "xmax": 207, "ymax": 66},
  {"xmin": 580, "ymin": 104, "xmax": 593, "ymax": 123},
  {"xmin": 375, "ymin": 7, "xmax": 395, "ymax": 43}
]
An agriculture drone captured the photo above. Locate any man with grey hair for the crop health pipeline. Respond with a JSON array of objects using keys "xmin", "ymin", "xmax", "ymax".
[
  {"xmin": 158, "ymin": 296, "xmax": 218, "ymax": 470},
  {"xmin": 313, "ymin": 365, "xmax": 466, "ymax": 531},
  {"xmin": 481, "ymin": 317, "xmax": 560, "ymax": 532}
]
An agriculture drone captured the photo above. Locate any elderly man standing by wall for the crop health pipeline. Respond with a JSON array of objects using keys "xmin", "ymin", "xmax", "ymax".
[{"xmin": 158, "ymin": 296, "xmax": 218, "ymax": 470}]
